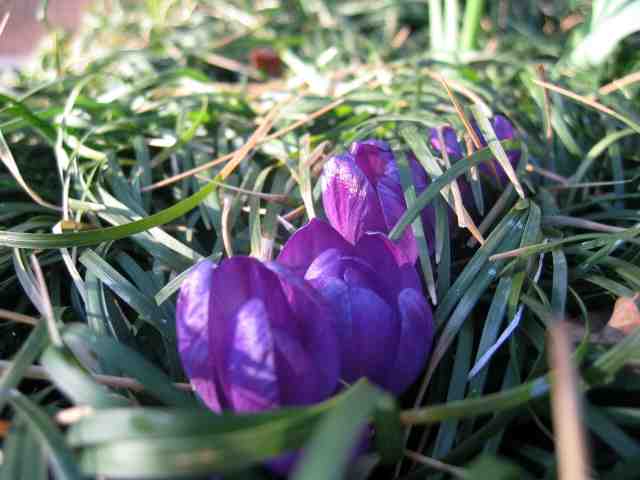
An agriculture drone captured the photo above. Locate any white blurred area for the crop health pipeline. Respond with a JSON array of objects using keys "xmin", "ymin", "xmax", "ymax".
[{"xmin": 0, "ymin": 0, "xmax": 91, "ymax": 67}]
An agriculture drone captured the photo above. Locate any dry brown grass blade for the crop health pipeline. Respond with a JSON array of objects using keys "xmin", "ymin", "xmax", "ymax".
[
  {"xmin": 434, "ymin": 125, "xmax": 485, "ymax": 245},
  {"xmin": 532, "ymin": 79, "xmax": 622, "ymax": 121},
  {"xmin": 142, "ymin": 97, "xmax": 344, "ymax": 192},
  {"xmin": 0, "ymin": 359, "xmax": 191, "ymax": 394},
  {"xmin": 549, "ymin": 321, "xmax": 591, "ymax": 480},
  {"xmin": 437, "ymin": 74, "xmax": 483, "ymax": 150},
  {"xmin": 0, "ymin": 308, "xmax": 38, "ymax": 326},
  {"xmin": 598, "ymin": 71, "xmax": 640, "ymax": 96},
  {"xmin": 535, "ymin": 64, "xmax": 554, "ymax": 143}
]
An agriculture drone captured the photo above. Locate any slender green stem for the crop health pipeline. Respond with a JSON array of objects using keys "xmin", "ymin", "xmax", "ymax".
[
  {"xmin": 400, "ymin": 376, "xmax": 550, "ymax": 425},
  {"xmin": 460, "ymin": 0, "xmax": 485, "ymax": 51},
  {"xmin": 429, "ymin": 0, "xmax": 444, "ymax": 51}
]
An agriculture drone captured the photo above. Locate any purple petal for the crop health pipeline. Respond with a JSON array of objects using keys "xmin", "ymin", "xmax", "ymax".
[
  {"xmin": 321, "ymin": 154, "xmax": 386, "ymax": 244},
  {"xmin": 429, "ymin": 126, "xmax": 463, "ymax": 160},
  {"xmin": 350, "ymin": 140, "xmax": 399, "ymax": 187},
  {"xmin": 355, "ymin": 233, "xmax": 408, "ymax": 283},
  {"xmin": 265, "ymin": 262, "xmax": 340, "ymax": 404},
  {"xmin": 492, "ymin": 115, "xmax": 516, "ymax": 141},
  {"xmin": 277, "ymin": 219, "xmax": 353, "ymax": 275},
  {"xmin": 385, "ymin": 288, "xmax": 434, "ymax": 394},
  {"xmin": 316, "ymin": 277, "xmax": 399, "ymax": 388},
  {"xmin": 209, "ymin": 257, "xmax": 292, "ymax": 412},
  {"xmin": 304, "ymin": 248, "xmax": 387, "ymax": 304},
  {"xmin": 376, "ymin": 177, "xmax": 418, "ymax": 264},
  {"xmin": 176, "ymin": 259, "xmax": 223, "ymax": 411},
  {"xmin": 227, "ymin": 298, "xmax": 280, "ymax": 411},
  {"xmin": 470, "ymin": 115, "xmax": 521, "ymax": 187}
]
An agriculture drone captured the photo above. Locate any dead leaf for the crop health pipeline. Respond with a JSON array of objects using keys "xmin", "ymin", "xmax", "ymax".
[{"xmin": 608, "ymin": 294, "xmax": 640, "ymax": 334}]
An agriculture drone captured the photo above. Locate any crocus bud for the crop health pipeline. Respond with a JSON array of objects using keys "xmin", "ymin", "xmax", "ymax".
[
  {"xmin": 278, "ymin": 219, "xmax": 434, "ymax": 395},
  {"xmin": 321, "ymin": 140, "xmax": 421, "ymax": 265},
  {"xmin": 176, "ymin": 257, "xmax": 339, "ymax": 413},
  {"xmin": 430, "ymin": 116, "xmax": 521, "ymax": 187}
]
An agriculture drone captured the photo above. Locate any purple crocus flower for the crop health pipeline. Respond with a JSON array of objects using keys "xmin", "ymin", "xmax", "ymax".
[
  {"xmin": 321, "ymin": 140, "xmax": 419, "ymax": 265},
  {"xmin": 176, "ymin": 256, "xmax": 340, "ymax": 413},
  {"xmin": 278, "ymin": 218, "xmax": 434, "ymax": 395},
  {"xmin": 429, "ymin": 115, "xmax": 520, "ymax": 187}
]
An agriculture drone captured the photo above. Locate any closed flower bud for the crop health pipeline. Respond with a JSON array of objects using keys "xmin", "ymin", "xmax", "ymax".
[
  {"xmin": 278, "ymin": 219, "xmax": 434, "ymax": 394},
  {"xmin": 321, "ymin": 140, "xmax": 425, "ymax": 264},
  {"xmin": 176, "ymin": 256, "xmax": 340, "ymax": 413},
  {"xmin": 430, "ymin": 115, "xmax": 521, "ymax": 187}
]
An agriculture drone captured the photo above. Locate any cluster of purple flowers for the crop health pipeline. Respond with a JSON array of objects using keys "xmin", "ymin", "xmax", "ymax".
[{"xmin": 175, "ymin": 115, "xmax": 519, "ymax": 470}]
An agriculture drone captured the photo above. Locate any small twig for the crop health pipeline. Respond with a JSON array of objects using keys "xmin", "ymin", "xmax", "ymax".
[
  {"xmin": 542, "ymin": 215, "xmax": 626, "ymax": 233},
  {"xmin": 549, "ymin": 322, "xmax": 591, "ymax": 480},
  {"xmin": 0, "ymin": 360, "xmax": 191, "ymax": 392},
  {"xmin": 404, "ymin": 450, "xmax": 468, "ymax": 479},
  {"xmin": 0, "ymin": 309, "xmax": 38, "ymax": 326},
  {"xmin": 143, "ymin": 98, "xmax": 344, "ymax": 192},
  {"xmin": 598, "ymin": 71, "xmax": 640, "ymax": 96}
]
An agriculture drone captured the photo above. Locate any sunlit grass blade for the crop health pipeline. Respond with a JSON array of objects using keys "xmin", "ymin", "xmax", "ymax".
[
  {"xmin": 8, "ymin": 391, "xmax": 84, "ymax": 480},
  {"xmin": 0, "ymin": 179, "xmax": 218, "ymax": 249}
]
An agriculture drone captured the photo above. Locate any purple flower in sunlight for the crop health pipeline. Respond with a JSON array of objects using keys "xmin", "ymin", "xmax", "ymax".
[
  {"xmin": 429, "ymin": 115, "xmax": 521, "ymax": 186},
  {"xmin": 321, "ymin": 140, "xmax": 420, "ymax": 265},
  {"xmin": 278, "ymin": 218, "xmax": 434, "ymax": 395},
  {"xmin": 176, "ymin": 256, "xmax": 339, "ymax": 413}
]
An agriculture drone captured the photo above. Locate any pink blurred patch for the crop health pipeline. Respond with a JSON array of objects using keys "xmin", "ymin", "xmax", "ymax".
[{"xmin": 0, "ymin": 0, "xmax": 92, "ymax": 66}]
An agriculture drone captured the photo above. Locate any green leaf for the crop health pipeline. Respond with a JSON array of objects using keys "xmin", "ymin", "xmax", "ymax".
[
  {"xmin": 0, "ymin": 179, "xmax": 217, "ymax": 248},
  {"xmin": 40, "ymin": 345, "xmax": 131, "ymax": 408},
  {"xmin": 389, "ymin": 139, "xmax": 521, "ymax": 242},
  {"xmin": 292, "ymin": 381, "xmax": 387, "ymax": 480},
  {"xmin": 0, "ymin": 322, "xmax": 49, "ymax": 412},
  {"xmin": 8, "ymin": 391, "xmax": 84, "ymax": 480},
  {"xmin": 62, "ymin": 324, "xmax": 194, "ymax": 407}
]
